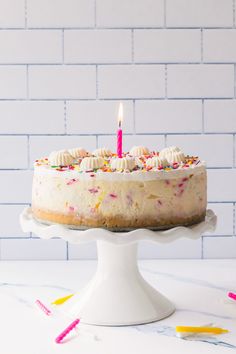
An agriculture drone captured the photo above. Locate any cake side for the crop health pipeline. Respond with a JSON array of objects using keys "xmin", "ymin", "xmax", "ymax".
[{"xmin": 32, "ymin": 146, "xmax": 207, "ymax": 230}]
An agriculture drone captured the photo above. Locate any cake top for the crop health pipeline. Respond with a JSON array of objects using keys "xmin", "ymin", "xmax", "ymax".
[{"xmin": 34, "ymin": 145, "xmax": 202, "ymax": 175}]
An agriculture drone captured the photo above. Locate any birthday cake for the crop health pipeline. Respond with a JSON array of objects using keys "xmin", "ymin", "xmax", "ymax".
[{"xmin": 32, "ymin": 146, "xmax": 207, "ymax": 230}]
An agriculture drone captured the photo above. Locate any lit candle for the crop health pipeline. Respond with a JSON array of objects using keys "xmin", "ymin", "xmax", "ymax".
[{"xmin": 117, "ymin": 102, "xmax": 123, "ymax": 158}]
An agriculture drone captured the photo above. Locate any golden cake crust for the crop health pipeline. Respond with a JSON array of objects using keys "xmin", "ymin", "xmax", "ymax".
[{"xmin": 32, "ymin": 207, "xmax": 206, "ymax": 230}]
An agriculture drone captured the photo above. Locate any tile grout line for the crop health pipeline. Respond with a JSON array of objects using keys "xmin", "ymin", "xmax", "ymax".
[
  {"xmin": 96, "ymin": 65, "xmax": 98, "ymax": 98},
  {"xmin": 202, "ymin": 99, "xmax": 205, "ymax": 133},
  {"xmin": 233, "ymin": 134, "xmax": 235, "ymax": 167},
  {"xmin": 201, "ymin": 236, "xmax": 204, "ymax": 259},
  {"xmin": 163, "ymin": 0, "xmax": 167, "ymax": 28},
  {"xmin": 165, "ymin": 64, "xmax": 168, "ymax": 98},
  {"xmin": 64, "ymin": 100, "xmax": 67, "ymax": 134},
  {"xmin": 233, "ymin": 0, "xmax": 236, "ymax": 27},
  {"xmin": 26, "ymin": 64, "xmax": 29, "ymax": 99},
  {"xmin": 131, "ymin": 29, "xmax": 134, "ymax": 63},
  {"xmin": 62, "ymin": 29, "xmax": 64, "ymax": 63},
  {"xmin": 1, "ymin": 26, "xmax": 236, "ymax": 30},
  {"xmin": 133, "ymin": 100, "xmax": 136, "ymax": 134},
  {"xmin": 94, "ymin": 0, "xmax": 97, "ymax": 28},
  {"xmin": 233, "ymin": 202, "xmax": 235, "ymax": 235},
  {"xmin": 24, "ymin": 0, "xmax": 27, "ymax": 29},
  {"xmin": 27, "ymin": 135, "xmax": 30, "ymax": 169}
]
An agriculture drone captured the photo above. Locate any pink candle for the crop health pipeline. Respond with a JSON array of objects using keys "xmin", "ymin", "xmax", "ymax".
[
  {"xmin": 117, "ymin": 127, "xmax": 122, "ymax": 158},
  {"xmin": 117, "ymin": 102, "xmax": 123, "ymax": 158}
]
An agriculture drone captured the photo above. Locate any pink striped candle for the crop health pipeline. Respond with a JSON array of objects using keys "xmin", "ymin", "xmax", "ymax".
[{"xmin": 117, "ymin": 102, "xmax": 123, "ymax": 158}]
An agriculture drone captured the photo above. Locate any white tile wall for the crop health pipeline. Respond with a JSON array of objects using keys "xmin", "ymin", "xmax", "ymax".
[
  {"xmin": 0, "ymin": 0, "xmax": 25, "ymax": 28},
  {"xmin": 29, "ymin": 66, "xmax": 96, "ymax": 99},
  {"xmin": 0, "ymin": 66, "xmax": 27, "ymax": 98},
  {"xmin": 0, "ymin": 30, "xmax": 62, "ymax": 64},
  {"xmin": 166, "ymin": 0, "xmax": 233, "ymax": 28},
  {"xmin": 204, "ymin": 100, "xmax": 236, "ymax": 133},
  {"xmin": 207, "ymin": 169, "xmax": 236, "ymax": 202},
  {"xmin": 0, "ymin": 0, "xmax": 235, "ymax": 260},
  {"xmin": 167, "ymin": 64, "xmax": 234, "ymax": 98},
  {"xmin": 64, "ymin": 30, "xmax": 132, "ymax": 63},
  {"xmin": 98, "ymin": 135, "xmax": 165, "ymax": 152},
  {"xmin": 98, "ymin": 65, "xmax": 165, "ymax": 98},
  {"xmin": 135, "ymin": 100, "xmax": 202, "ymax": 133},
  {"xmin": 96, "ymin": 0, "xmax": 164, "ymax": 28},
  {"xmin": 66, "ymin": 100, "xmax": 134, "ymax": 134},
  {"xmin": 203, "ymin": 237, "xmax": 236, "ymax": 259},
  {"xmin": 207, "ymin": 203, "xmax": 234, "ymax": 236},
  {"xmin": 138, "ymin": 238, "xmax": 202, "ymax": 259},
  {"xmin": 134, "ymin": 30, "xmax": 201, "ymax": 63},
  {"xmin": 203, "ymin": 30, "xmax": 236, "ymax": 63},
  {"xmin": 27, "ymin": 0, "xmax": 94, "ymax": 28},
  {"xmin": 0, "ymin": 101, "xmax": 65, "ymax": 134},
  {"xmin": 0, "ymin": 171, "xmax": 32, "ymax": 203},
  {"xmin": 0, "ymin": 136, "xmax": 28, "ymax": 169},
  {"xmin": 0, "ymin": 239, "xmax": 67, "ymax": 260},
  {"xmin": 0, "ymin": 205, "xmax": 30, "ymax": 238},
  {"xmin": 29, "ymin": 136, "xmax": 97, "ymax": 165},
  {"xmin": 166, "ymin": 135, "xmax": 233, "ymax": 167}
]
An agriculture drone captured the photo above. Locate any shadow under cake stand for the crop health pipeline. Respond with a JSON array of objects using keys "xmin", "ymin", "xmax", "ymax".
[{"xmin": 20, "ymin": 208, "xmax": 216, "ymax": 326}]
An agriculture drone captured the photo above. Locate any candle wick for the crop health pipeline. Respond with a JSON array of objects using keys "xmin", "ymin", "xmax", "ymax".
[{"xmin": 118, "ymin": 120, "xmax": 121, "ymax": 128}]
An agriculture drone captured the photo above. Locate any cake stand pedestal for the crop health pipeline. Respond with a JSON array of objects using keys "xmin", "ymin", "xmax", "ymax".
[{"xmin": 20, "ymin": 208, "xmax": 216, "ymax": 326}]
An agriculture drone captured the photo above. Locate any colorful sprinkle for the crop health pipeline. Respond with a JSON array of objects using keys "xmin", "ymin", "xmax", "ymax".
[
  {"xmin": 88, "ymin": 188, "xmax": 99, "ymax": 194},
  {"xmin": 109, "ymin": 193, "xmax": 117, "ymax": 199}
]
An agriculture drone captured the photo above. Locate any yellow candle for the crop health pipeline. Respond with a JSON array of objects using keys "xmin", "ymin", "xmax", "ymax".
[
  {"xmin": 51, "ymin": 293, "xmax": 74, "ymax": 305},
  {"xmin": 176, "ymin": 326, "xmax": 229, "ymax": 335}
]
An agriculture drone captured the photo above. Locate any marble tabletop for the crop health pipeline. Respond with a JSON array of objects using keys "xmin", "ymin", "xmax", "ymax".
[{"xmin": 1, "ymin": 259, "xmax": 236, "ymax": 354}]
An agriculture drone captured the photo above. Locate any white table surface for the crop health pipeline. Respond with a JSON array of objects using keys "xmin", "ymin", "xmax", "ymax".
[{"xmin": 1, "ymin": 259, "xmax": 236, "ymax": 354}]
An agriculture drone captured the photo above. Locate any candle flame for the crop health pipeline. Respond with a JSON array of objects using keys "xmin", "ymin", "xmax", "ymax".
[{"xmin": 118, "ymin": 102, "xmax": 123, "ymax": 128}]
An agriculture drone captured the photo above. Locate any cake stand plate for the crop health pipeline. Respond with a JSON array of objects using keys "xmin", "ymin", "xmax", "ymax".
[{"xmin": 20, "ymin": 208, "xmax": 216, "ymax": 326}]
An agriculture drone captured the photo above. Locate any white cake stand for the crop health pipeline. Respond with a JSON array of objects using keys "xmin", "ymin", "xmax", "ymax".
[{"xmin": 20, "ymin": 208, "xmax": 216, "ymax": 326}]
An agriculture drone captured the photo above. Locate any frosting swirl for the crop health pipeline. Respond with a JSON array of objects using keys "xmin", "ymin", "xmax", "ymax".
[
  {"xmin": 146, "ymin": 156, "xmax": 169, "ymax": 168},
  {"xmin": 68, "ymin": 147, "xmax": 88, "ymax": 159},
  {"xmin": 159, "ymin": 146, "xmax": 185, "ymax": 165},
  {"xmin": 48, "ymin": 150, "xmax": 74, "ymax": 166},
  {"xmin": 111, "ymin": 157, "xmax": 136, "ymax": 171},
  {"xmin": 129, "ymin": 146, "xmax": 150, "ymax": 157},
  {"xmin": 80, "ymin": 156, "xmax": 104, "ymax": 171},
  {"xmin": 93, "ymin": 147, "xmax": 112, "ymax": 158}
]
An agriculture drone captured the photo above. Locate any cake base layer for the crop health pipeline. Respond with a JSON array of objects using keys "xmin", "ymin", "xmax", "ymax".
[{"xmin": 32, "ymin": 207, "xmax": 206, "ymax": 231}]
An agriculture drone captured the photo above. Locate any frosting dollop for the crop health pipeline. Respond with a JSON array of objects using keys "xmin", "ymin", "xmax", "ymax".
[
  {"xmin": 129, "ymin": 146, "xmax": 150, "ymax": 157},
  {"xmin": 80, "ymin": 156, "xmax": 104, "ymax": 171},
  {"xmin": 159, "ymin": 146, "xmax": 185, "ymax": 165},
  {"xmin": 68, "ymin": 147, "xmax": 89, "ymax": 159},
  {"xmin": 93, "ymin": 147, "xmax": 112, "ymax": 158},
  {"xmin": 146, "ymin": 156, "xmax": 169, "ymax": 168},
  {"xmin": 48, "ymin": 150, "xmax": 74, "ymax": 166},
  {"xmin": 111, "ymin": 157, "xmax": 136, "ymax": 171}
]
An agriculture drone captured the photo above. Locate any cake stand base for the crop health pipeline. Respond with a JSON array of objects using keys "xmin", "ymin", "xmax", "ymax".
[
  {"xmin": 63, "ymin": 240, "xmax": 175, "ymax": 326},
  {"xmin": 20, "ymin": 208, "xmax": 216, "ymax": 326}
]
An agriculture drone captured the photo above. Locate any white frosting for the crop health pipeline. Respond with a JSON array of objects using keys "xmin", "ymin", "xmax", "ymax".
[
  {"xmin": 93, "ymin": 147, "xmax": 112, "ymax": 158},
  {"xmin": 111, "ymin": 157, "xmax": 136, "ymax": 171},
  {"xmin": 68, "ymin": 147, "xmax": 88, "ymax": 159},
  {"xmin": 34, "ymin": 162, "xmax": 206, "ymax": 181},
  {"xmin": 80, "ymin": 156, "xmax": 104, "ymax": 171},
  {"xmin": 159, "ymin": 146, "xmax": 185, "ymax": 165},
  {"xmin": 48, "ymin": 150, "xmax": 74, "ymax": 166},
  {"xmin": 135, "ymin": 157, "xmax": 144, "ymax": 168},
  {"xmin": 146, "ymin": 156, "xmax": 169, "ymax": 168},
  {"xmin": 129, "ymin": 146, "xmax": 150, "ymax": 157}
]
